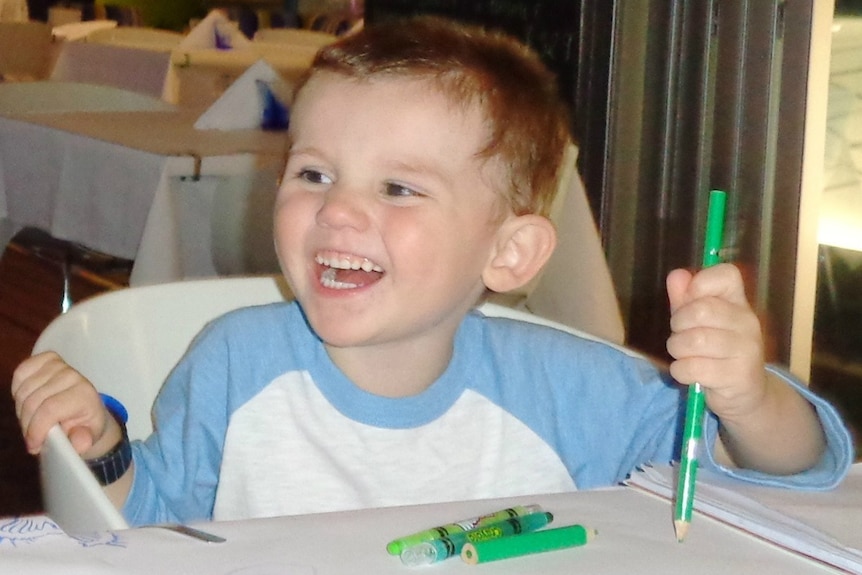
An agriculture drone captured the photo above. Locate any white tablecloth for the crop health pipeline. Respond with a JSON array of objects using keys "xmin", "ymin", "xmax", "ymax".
[
  {"xmin": 0, "ymin": 81, "xmax": 174, "ymax": 114},
  {"xmin": 2, "ymin": 477, "xmax": 858, "ymax": 575},
  {"xmin": 0, "ymin": 83, "xmax": 287, "ymax": 285}
]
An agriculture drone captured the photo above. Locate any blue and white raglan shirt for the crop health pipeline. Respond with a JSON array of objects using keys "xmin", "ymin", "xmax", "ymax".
[{"xmin": 124, "ymin": 302, "xmax": 854, "ymax": 525}]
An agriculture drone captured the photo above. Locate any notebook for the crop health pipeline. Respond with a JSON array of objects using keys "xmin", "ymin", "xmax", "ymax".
[{"xmin": 626, "ymin": 463, "xmax": 862, "ymax": 574}]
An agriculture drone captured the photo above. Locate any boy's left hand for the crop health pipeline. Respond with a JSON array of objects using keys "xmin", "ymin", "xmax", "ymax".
[
  {"xmin": 665, "ymin": 263, "xmax": 767, "ymax": 423},
  {"xmin": 666, "ymin": 263, "xmax": 827, "ymax": 474}
]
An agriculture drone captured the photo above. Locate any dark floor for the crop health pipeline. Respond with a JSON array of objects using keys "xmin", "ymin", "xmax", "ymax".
[{"xmin": 0, "ymin": 234, "xmax": 129, "ymax": 517}]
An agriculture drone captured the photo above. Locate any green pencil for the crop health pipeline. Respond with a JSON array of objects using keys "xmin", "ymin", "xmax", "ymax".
[{"xmin": 674, "ymin": 189, "xmax": 727, "ymax": 542}]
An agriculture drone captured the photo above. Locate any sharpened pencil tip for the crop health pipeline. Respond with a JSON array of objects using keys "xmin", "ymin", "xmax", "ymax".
[{"xmin": 674, "ymin": 520, "xmax": 689, "ymax": 542}]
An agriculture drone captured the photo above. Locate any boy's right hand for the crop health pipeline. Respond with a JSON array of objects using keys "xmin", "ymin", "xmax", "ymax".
[{"xmin": 11, "ymin": 351, "xmax": 113, "ymax": 457}]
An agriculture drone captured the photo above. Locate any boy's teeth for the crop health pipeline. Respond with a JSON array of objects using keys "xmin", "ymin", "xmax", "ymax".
[
  {"xmin": 320, "ymin": 268, "xmax": 356, "ymax": 289},
  {"xmin": 315, "ymin": 254, "xmax": 383, "ymax": 272},
  {"xmin": 316, "ymin": 254, "xmax": 384, "ymax": 290}
]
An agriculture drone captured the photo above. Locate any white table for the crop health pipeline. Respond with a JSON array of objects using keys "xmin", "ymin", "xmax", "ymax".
[
  {"xmin": 2, "ymin": 475, "xmax": 860, "ymax": 575},
  {"xmin": 0, "ymin": 83, "xmax": 287, "ymax": 285}
]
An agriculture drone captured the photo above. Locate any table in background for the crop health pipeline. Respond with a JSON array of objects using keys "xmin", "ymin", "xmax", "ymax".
[
  {"xmin": 0, "ymin": 481, "xmax": 855, "ymax": 575},
  {"xmin": 163, "ymin": 44, "xmax": 316, "ymax": 107},
  {"xmin": 0, "ymin": 83, "xmax": 286, "ymax": 285}
]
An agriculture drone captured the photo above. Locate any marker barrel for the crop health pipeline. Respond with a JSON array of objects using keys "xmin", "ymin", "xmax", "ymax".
[
  {"xmin": 461, "ymin": 524, "xmax": 595, "ymax": 565},
  {"xmin": 386, "ymin": 504, "xmax": 542, "ymax": 555},
  {"xmin": 400, "ymin": 512, "xmax": 553, "ymax": 566}
]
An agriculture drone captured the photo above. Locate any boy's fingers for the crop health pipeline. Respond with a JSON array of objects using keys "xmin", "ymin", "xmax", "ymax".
[{"xmin": 11, "ymin": 351, "xmax": 61, "ymax": 397}]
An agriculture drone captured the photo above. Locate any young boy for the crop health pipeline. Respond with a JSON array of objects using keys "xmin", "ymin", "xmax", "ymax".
[{"xmin": 12, "ymin": 16, "xmax": 852, "ymax": 524}]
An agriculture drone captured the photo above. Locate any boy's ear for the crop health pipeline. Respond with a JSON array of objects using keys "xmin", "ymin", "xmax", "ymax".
[{"xmin": 483, "ymin": 214, "xmax": 557, "ymax": 294}]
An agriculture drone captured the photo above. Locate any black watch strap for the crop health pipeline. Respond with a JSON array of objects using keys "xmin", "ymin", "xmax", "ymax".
[
  {"xmin": 86, "ymin": 394, "xmax": 132, "ymax": 486},
  {"xmin": 86, "ymin": 427, "xmax": 132, "ymax": 486}
]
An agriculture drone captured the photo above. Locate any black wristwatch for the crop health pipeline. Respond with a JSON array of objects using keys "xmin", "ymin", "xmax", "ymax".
[{"xmin": 86, "ymin": 394, "xmax": 132, "ymax": 486}]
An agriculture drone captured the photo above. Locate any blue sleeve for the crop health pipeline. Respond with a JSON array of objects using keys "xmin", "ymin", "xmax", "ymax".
[
  {"xmin": 701, "ymin": 364, "xmax": 854, "ymax": 489},
  {"xmin": 123, "ymin": 325, "xmax": 232, "ymax": 525}
]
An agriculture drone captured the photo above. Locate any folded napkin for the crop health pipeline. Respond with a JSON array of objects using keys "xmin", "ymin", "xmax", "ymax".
[
  {"xmin": 178, "ymin": 9, "xmax": 251, "ymax": 50},
  {"xmin": 194, "ymin": 59, "xmax": 290, "ymax": 130}
]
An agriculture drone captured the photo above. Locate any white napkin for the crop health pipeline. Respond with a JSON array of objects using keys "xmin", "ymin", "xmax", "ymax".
[
  {"xmin": 194, "ymin": 59, "xmax": 291, "ymax": 130},
  {"xmin": 178, "ymin": 9, "xmax": 251, "ymax": 50}
]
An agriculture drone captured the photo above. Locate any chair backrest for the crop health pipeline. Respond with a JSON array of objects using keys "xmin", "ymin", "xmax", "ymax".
[
  {"xmin": 522, "ymin": 144, "xmax": 626, "ymax": 344},
  {"xmin": 488, "ymin": 143, "xmax": 626, "ymax": 345},
  {"xmin": 33, "ymin": 275, "xmax": 292, "ymax": 441}
]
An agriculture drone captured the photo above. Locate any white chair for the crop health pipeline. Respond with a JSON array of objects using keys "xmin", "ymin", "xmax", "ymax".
[
  {"xmin": 35, "ymin": 275, "xmax": 289, "ymax": 535},
  {"xmin": 34, "ymin": 274, "xmax": 631, "ymax": 535},
  {"xmin": 33, "ymin": 275, "xmax": 293, "ymax": 440},
  {"xmin": 518, "ymin": 143, "xmax": 626, "ymax": 344}
]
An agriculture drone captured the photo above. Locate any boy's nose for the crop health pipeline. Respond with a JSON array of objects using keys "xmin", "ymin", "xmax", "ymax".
[{"xmin": 315, "ymin": 185, "xmax": 371, "ymax": 231}]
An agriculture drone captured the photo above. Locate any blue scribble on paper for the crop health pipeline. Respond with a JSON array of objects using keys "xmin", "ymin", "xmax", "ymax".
[
  {"xmin": 0, "ymin": 517, "xmax": 62, "ymax": 547},
  {"xmin": 0, "ymin": 516, "xmax": 126, "ymax": 549},
  {"xmin": 72, "ymin": 530, "xmax": 126, "ymax": 549}
]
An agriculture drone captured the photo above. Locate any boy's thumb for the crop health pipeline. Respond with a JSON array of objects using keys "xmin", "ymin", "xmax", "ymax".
[{"xmin": 666, "ymin": 268, "xmax": 693, "ymax": 314}]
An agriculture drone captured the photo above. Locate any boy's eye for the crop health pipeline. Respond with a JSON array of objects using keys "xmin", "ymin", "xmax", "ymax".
[
  {"xmin": 384, "ymin": 182, "xmax": 421, "ymax": 198},
  {"xmin": 299, "ymin": 169, "xmax": 332, "ymax": 185}
]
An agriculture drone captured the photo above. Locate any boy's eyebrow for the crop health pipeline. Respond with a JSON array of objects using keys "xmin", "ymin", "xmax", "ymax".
[
  {"xmin": 384, "ymin": 158, "xmax": 453, "ymax": 187},
  {"xmin": 285, "ymin": 143, "xmax": 323, "ymax": 158}
]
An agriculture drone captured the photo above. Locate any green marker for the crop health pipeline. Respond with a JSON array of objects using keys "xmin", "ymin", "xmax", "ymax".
[
  {"xmin": 674, "ymin": 189, "xmax": 727, "ymax": 542},
  {"xmin": 460, "ymin": 523, "xmax": 596, "ymax": 565},
  {"xmin": 400, "ymin": 512, "xmax": 553, "ymax": 567},
  {"xmin": 386, "ymin": 504, "xmax": 542, "ymax": 555}
]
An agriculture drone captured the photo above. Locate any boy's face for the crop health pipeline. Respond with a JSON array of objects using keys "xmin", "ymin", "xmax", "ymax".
[{"xmin": 275, "ymin": 72, "xmax": 509, "ymax": 350}]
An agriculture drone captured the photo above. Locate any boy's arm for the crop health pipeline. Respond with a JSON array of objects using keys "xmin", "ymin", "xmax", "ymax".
[{"xmin": 667, "ymin": 264, "xmax": 827, "ymax": 476}]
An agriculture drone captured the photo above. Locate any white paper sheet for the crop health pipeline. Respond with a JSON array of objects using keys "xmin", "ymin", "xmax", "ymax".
[{"xmin": 626, "ymin": 463, "xmax": 862, "ymax": 574}]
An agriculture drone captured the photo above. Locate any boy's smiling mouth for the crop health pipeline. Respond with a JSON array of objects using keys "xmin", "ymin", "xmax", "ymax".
[{"xmin": 315, "ymin": 252, "xmax": 385, "ymax": 289}]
